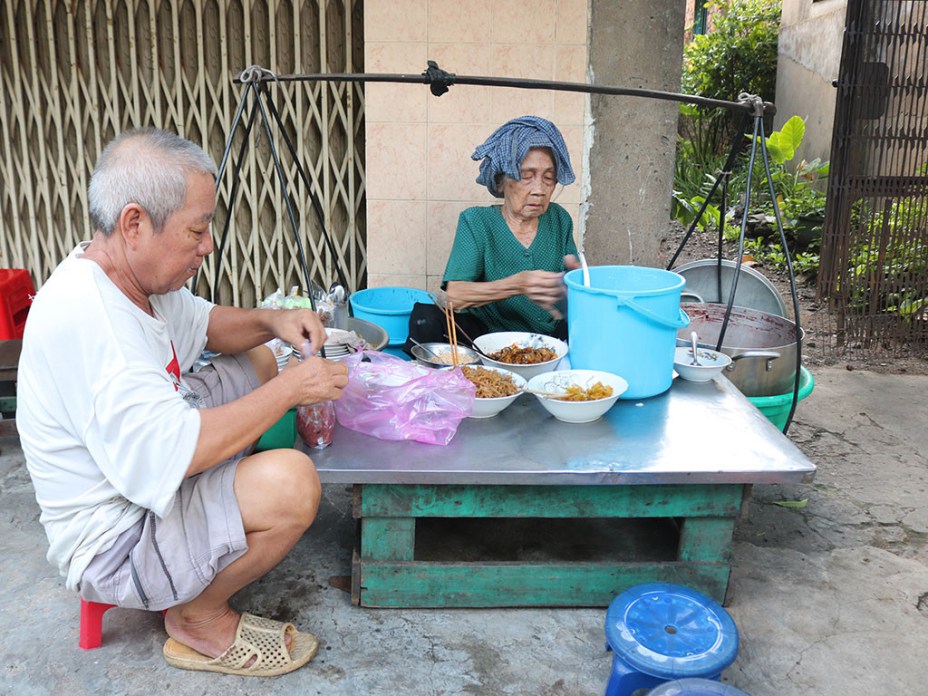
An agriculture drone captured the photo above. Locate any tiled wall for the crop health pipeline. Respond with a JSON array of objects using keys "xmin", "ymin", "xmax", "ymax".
[{"xmin": 364, "ymin": 0, "xmax": 590, "ymax": 291}]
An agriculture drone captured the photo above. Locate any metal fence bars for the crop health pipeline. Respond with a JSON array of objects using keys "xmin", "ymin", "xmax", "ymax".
[
  {"xmin": 819, "ymin": 0, "xmax": 928, "ymax": 355},
  {"xmin": 0, "ymin": 0, "xmax": 366, "ymax": 308}
]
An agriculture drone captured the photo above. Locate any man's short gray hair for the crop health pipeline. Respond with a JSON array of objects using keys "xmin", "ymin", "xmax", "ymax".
[{"xmin": 87, "ymin": 128, "xmax": 218, "ymax": 236}]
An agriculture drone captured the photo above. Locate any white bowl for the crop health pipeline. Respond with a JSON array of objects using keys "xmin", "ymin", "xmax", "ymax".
[
  {"xmin": 525, "ymin": 369, "xmax": 628, "ymax": 423},
  {"xmin": 473, "ymin": 331, "xmax": 568, "ymax": 381},
  {"xmin": 460, "ymin": 365, "xmax": 527, "ymax": 418},
  {"xmin": 673, "ymin": 346, "xmax": 733, "ymax": 382}
]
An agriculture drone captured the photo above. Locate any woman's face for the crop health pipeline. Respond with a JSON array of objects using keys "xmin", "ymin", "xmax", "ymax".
[{"xmin": 502, "ymin": 148, "xmax": 557, "ymax": 221}]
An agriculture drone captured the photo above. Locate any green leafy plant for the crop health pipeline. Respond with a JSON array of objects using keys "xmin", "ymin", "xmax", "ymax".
[
  {"xmin": 722, "ymin": 116, "xmax": 829, "ymax": 276},
  {"xmin": 741, "ymin": 116, "xmax": 829, "ymax": 227},
  {"xmin": 681, "ymin": 0, "xmax": 781, "ymax": 150},
  {"xmin": 674, "ymin": 0, "xmax": 783, "ymax": 235},
  {"xmin": 845, "ymin": 197, "xmax": 928, "ymax": 322}
]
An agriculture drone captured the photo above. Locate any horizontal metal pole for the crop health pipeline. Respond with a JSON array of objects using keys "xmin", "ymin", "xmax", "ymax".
[{"xmin": 233, "ymin": 65, "xmax": 776, "ymax": 116}]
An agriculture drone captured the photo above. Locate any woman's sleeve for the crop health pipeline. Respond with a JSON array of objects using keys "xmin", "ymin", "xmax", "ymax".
[{"xmin": 441, "ymin": 210, "xmax": 486, "ymax": 287}]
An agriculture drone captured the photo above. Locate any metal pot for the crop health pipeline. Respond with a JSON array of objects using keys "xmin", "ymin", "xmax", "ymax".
[
  {"xmin": 678, "ymin": 303, "xmax": 804, "ymax": 397},
  {"xmin": 675, "ymin": 258, "xmax": 787, "ymax": 317}
]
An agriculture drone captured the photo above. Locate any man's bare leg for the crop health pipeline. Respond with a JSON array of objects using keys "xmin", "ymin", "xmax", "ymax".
[{"xmin": 163, "ymin": 448, "xmax": 321, "ymax": 657}]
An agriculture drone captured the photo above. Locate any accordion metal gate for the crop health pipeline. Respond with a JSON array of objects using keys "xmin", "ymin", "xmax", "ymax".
[{"xmin": 0, "ymin": 0, "xmax": 366, "ymax": 308}]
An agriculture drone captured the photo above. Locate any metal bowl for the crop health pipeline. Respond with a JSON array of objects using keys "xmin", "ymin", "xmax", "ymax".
[
  {"xmin": 411, "ymin": 342, "xmax": 481, "ymax": 369},
  {"xmin": 346, "ymin": 316, "xmax": 389, "ymax": 351}
]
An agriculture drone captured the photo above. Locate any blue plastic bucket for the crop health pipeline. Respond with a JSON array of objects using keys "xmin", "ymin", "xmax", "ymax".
[
  {"xmin": 349, "ymin": 286, "xmax": 433, "ymax": 345},
  {"xmin": 565, "ymin": 266, "xmax": 689, "ymax": 399}
]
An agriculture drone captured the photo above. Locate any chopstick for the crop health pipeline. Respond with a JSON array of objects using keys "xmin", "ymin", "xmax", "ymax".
[
  {"xmin": 521, "ymin": 387, "xmax": 569, "ymax": 399},
  {"xmin": 442, "ymin": 299, "xmax": 460, "ymax": 367},
  {"xmin": 430, "ymin": 291, "xmax": 491, "ymax": 359}
]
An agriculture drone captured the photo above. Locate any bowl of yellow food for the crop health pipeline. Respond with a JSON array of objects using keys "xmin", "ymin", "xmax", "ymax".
[
  {"xmin": 459, "ymin": 364, "xmax": 527, "ymax": 418},
  {"xmin": 525, "ymin": 369, "xmax": 628, "ymax": 423},
  {"xmin": 411, "ymin": 342, "xmax": 481, "ymax": 369},
  {"xmin": 473, "ymin": 331, "xmax": 568, "ymax": 380}
]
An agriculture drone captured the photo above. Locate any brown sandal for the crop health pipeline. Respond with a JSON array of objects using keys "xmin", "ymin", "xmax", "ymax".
[{"xmin": 163, "ymin": 612, "xmax": 319, "ymax": 676}]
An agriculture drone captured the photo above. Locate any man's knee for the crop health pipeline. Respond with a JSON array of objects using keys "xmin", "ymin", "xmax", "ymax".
[
  {"xmin": 246, "ymin": 344, "xmax": 279, "ymax": 383},
  {"xmin": 234, "ymin": 450, "xmax": 321, "ymax": 531}
]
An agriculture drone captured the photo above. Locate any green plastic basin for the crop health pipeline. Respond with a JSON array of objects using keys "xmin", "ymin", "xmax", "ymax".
[{"xmin": 747, "ymin": 366, "xmax": 814, "ymax": 430}]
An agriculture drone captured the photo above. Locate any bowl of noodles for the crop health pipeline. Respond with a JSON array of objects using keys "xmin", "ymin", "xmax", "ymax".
[
  {"xmin": 525, "ymin": 369, "xmax": 628, "ymax": 423},
  {"xmin": 473, "ymin": 331, "xmax": 568, "ymax": 380},
  {"xmin": 460, "ymin": 365, "xmax": 527, "ymax": 418}
]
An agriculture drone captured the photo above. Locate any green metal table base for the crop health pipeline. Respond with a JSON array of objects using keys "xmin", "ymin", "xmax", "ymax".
[{"xmin": 351, "ymin": 482, "xmax": 745, "ymax": 608}]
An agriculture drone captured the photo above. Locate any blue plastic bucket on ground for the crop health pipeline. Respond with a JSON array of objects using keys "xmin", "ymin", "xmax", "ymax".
[
  {"xmin": 349, "ymin": 286, "xmax": 433, "ymax": 345},
  {"xmin": 565, "ymin": 266, "xmax": 689, "ymax": 399}
]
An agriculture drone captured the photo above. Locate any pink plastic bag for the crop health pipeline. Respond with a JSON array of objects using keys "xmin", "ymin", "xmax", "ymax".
[{"xmin": 334, "ymin": 351, "xmax": 476, "ymax": 445}]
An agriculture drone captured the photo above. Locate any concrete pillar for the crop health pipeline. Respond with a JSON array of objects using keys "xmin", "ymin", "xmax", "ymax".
[{"xmin": 585, "ymin": 0, "xmax": 686, "ymax": 266}]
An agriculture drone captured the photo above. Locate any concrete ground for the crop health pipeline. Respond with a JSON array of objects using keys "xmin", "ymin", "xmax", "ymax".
[{"xmin": 2, "ymin": 365, "xmax": 926, "ymax": 695}]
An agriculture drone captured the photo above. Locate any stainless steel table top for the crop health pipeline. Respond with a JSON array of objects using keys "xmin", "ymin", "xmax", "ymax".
[{"xmin": 307, "ymin": 375, "xmax": 816, "ymax": 486}]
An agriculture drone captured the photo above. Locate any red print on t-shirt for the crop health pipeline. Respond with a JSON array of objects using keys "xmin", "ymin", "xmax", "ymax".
[{"xmin": 165, "ymin": 342, "xmax": 181, "ymax": 390}]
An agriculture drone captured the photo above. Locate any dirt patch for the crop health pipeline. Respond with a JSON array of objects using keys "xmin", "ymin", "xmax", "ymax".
[{"xmin": 659, "ymin": 221, "xmax": 928, "ymax": 376}]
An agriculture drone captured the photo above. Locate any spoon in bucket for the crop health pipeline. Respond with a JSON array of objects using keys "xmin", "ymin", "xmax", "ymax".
[{"xmin": 578, "ymin": 250, "xmax": 591, "ymax": 287}]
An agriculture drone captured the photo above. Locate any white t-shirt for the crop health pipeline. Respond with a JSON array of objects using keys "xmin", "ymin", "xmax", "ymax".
[{"xmin": 17, "ymin": 243, "xmax": 214, "ymax": 590}]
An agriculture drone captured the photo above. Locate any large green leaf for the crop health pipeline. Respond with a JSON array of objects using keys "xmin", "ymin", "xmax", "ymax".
[{"xmin": 766, "ymin": 116, "xmax": 805, "ymax": 164}]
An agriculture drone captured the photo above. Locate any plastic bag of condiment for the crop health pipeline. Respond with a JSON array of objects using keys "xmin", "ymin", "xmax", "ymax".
[{"xmin": 334, "ymin": 351, "xmax": 475, "ymax": 446}]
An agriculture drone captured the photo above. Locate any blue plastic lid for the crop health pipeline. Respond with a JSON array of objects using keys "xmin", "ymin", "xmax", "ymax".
[
  {"xmin": 648, "ymin": 677, "xmax": 751, "ymax": 696},
  {"xmin": 605, "ymin": 583, "xmax": 739, "ymax": 679}
]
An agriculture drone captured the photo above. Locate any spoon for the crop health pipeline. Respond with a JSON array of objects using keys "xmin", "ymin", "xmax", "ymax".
[
  {"xmin": 329, "ymin": 284, "xmax": 346, "ymax": 303},
  {"xmin": 578, "ymin": 250, "xmax": 591, "ymax": 287},
  {"xmin": 690, "ymin": 331, "xmax": 702, "ymax": 366},
  {"xmin": 446, "ymin": 322, "xmax": 492, "ymax": 359},
  {"xmin": 409, "ymin": 337, "xmax": 442, "ymax": 360}
]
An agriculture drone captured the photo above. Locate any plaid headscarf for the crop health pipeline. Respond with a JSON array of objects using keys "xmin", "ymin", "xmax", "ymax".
[{"xmin": 472, "ymin": 116, "xmax": 576, "ymax": 198}]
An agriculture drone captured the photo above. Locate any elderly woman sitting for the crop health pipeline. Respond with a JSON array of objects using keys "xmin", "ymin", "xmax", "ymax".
[
  {"xmin": 404, "ymin": 116, "xmax": 580, "ymax": 353},
  {"xmin": 445, "ymin": 115, "xmax": 581, "ymax": 337}
]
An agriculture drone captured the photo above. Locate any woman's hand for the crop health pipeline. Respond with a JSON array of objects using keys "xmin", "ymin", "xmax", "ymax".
[{"xmin": 519, "ymin": 269, "xmax": 567, "ymax": 308}]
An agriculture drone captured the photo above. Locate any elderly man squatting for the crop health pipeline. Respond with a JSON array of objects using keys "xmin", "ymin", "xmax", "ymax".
[{"xmin": 16, "ymin": 128, "xmax": 347, "ymax": 676}]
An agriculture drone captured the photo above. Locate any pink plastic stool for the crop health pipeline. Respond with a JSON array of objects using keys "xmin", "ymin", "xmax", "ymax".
[
  {"xmin": 79, "ymin": 598, "xmax": 116, "ymax": 650},
  {"xmin": 79, "ymin": 599, "xmax": 167, "ymax": 650}
]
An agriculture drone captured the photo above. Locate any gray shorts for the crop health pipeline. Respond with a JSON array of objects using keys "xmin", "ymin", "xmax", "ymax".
[{"xmin": 79, "ymin": 352, "xmax": 261, "ymax": 610}]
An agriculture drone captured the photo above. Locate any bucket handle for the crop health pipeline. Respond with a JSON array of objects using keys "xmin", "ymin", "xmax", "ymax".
[
  {"xmin": 614, "ymin": 297, "xmax": 690, "ymax": 330},
  {"xmin": 681, "ymin": 290, "xmax": 705, "ymax": 304}
]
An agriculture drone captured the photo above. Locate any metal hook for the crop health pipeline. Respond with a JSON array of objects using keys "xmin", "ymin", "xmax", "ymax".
[
  {"xmin": 737, "ymin": 92, "xmax": 766, "ymax": 118},
  {"xmin": 238, "ymin": 65, "xmax": 279, "ymax": 84}
]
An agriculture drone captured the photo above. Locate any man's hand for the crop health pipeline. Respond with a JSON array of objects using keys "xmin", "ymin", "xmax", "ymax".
[
  {"xmin": 269, "ymin": 309, "xmax": 327, "ymax": 356},
  {"xmin": 283, "ymin": 355, "xmax": 350, "ymax": 404}
]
